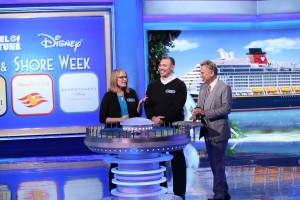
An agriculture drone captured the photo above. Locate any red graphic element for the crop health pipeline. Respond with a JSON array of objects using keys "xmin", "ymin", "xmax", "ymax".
[
  {"xmin": 18, "ymin": 93, "xmax": 48, "ymax": 108},
  {"xmin": 253, "ymin": 54, "xmax": 269, "ymax": 64}
]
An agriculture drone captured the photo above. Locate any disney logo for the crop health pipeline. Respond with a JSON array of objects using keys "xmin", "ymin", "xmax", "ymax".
[{"xmin": 38, "ymin": 34, "xmax": 82, "ymax": 52}]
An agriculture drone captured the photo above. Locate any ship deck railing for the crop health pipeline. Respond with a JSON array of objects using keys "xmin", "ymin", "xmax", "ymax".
[
  {"xmin": 190, "ymin": 86, "xmax": 300, "ymax": 100},
  {"xmin": 232, "ymin": 86, "xmax": 300, "ymax": 96}
]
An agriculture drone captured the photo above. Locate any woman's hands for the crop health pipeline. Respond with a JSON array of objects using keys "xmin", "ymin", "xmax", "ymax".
[
  {"xmin": 139, "ymin": 95, "xmax": 148, "ymax": 105},
  {"xmin": 137, "ymin": 95, "xmax": 148, "ymax": 114}
]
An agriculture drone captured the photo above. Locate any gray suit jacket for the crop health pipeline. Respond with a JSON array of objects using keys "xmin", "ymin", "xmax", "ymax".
[{"xmin": 197, "ymin": 79, "xmax": 232, "ymax": 142}]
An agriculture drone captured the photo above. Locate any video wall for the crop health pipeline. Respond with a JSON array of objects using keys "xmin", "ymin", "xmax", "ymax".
[
  {"xmin": 0, "ymin": 11, "xmax": 112, "ymax": 130},
  {"xmin": 166, "ymin": 29, "xmax": 300, "ymax": 129}
]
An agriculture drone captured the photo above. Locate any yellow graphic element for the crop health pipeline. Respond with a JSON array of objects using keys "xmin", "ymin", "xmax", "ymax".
[
  {"xmin": 28, "ymin": 95, "xmax": 39, "ymax": 106},
  {"xmin": 18, "ymin": 92, "xmax": 48, "ymax": 108}
]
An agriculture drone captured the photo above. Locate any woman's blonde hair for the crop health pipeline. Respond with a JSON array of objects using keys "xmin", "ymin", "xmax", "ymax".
[{"xmin": 108, "ymin": 69, "xmax": 129, "ymax": 93}]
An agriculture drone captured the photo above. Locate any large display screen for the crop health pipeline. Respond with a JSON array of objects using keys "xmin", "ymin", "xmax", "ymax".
[
  {"xmin": 147, "ymin": 27, "xmax": 300, "ymax": 130},
  {"xmin": 167, "ymin": 29, "xmax": 300, "ymax": 130},
  {"xmin": 0, "ymin": 11, "xmax": 112, "ymax": 130}
]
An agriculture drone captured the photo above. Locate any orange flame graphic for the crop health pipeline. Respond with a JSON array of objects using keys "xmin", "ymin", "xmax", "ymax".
[{"xmin": 18, "ymin": 93, "xmax": 48, "ymax": 108}]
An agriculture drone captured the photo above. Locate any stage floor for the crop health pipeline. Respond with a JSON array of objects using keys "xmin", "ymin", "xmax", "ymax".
[{"xmin": 0, "ymin": 131, "xmax": 299, "ymax": 200}]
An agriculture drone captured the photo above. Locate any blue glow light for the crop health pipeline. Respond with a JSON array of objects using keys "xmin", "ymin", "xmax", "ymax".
[
  {"xmin": 144, "ymin": 13, "xmax": 300, "ymax": 30},
  {"xmin": 145, "ymin": 20, "xmax": 300, "ymax": 30}
]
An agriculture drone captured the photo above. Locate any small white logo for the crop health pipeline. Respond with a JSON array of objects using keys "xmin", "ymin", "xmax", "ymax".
[
  {"xmin": 0, "ymin": 35, "xmax": 21, "ymax": 51},
  {"xmin": 127, "ymin": 98, "xmax": 135, "ymax": 102},
  {"xmin": 38, "ymin": 34, "xmax": 82, "ymax": 52},
  {"xmin": 165, "ymin": 89, "xmax": 175, "ymax": 94}
]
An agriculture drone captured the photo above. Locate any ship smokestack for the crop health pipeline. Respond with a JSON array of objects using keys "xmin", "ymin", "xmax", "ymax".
[{"xmin": 247, "ymin": 48, "xmax": 269, "ymax": 65}]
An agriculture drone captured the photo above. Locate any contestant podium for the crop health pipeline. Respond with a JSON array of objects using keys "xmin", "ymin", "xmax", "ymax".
[{"xmin": 85, "ymin": 117, "xmax": 203, "ymax": 200}]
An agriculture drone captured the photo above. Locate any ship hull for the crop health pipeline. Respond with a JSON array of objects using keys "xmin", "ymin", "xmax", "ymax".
[{"xmin": 190, "ymin": 94, "xmax": 300, "ymax": 112}]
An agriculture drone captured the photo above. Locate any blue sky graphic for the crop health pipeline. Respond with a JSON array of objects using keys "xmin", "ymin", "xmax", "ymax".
[{"xmin": 168, "ymin": 29, "xmax": 300, "ymax": 78}]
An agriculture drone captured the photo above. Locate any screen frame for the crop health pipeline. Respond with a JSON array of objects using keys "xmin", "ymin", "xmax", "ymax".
[{"xmin": 0, "ymin": 9, "xmax": 113, "ymax": 137}]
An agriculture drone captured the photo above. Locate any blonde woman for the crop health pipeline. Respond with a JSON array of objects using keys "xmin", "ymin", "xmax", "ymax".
[
  {"xmin": 100, "ymin": 69, "xmax": 146, "ymax": 126},
  {"xmin": 99, "ymin": 69, "xmax": 146, "ymax": 191}
]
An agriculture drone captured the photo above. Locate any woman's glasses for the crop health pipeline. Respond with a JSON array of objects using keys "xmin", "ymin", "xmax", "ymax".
[{"xmin": 118, "ymin": 76, "xmax": 128, "ymax": 80}]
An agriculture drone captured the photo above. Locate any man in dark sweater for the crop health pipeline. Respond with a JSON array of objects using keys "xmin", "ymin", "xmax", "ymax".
[{"xmin": 144, "ymin": 56, "xmax": 187, "ymax": 199}]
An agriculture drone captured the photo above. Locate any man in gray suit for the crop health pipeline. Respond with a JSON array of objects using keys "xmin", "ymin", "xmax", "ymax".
[{"xmin": 190, "ymin": 60, "xmax": 232, "ymax": 200}]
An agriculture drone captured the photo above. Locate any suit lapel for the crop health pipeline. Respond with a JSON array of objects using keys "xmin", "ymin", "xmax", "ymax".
[
  {"xmin": 198, "ymin": 85, "xmax": 207, "ymax": 108},
  {"xmin": 204, "ymin": 80, "xmax": 219, "ymax": 109}
]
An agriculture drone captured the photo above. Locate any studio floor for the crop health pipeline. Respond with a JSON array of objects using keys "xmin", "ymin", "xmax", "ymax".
[{"xmin": 0, "ymin": 131, "xmax": 299, "ymax": 200}]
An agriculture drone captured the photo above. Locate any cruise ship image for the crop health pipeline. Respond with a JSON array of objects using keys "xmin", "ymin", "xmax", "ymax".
[{"xmin": 181, "ymin": 48, "xmax": 300, "ymax": 112}]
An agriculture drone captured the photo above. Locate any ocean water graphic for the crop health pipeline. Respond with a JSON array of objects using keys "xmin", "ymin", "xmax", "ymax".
[{"xmin": 229, "ymin": 109, "xmax": 300, "ymax": 130}]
